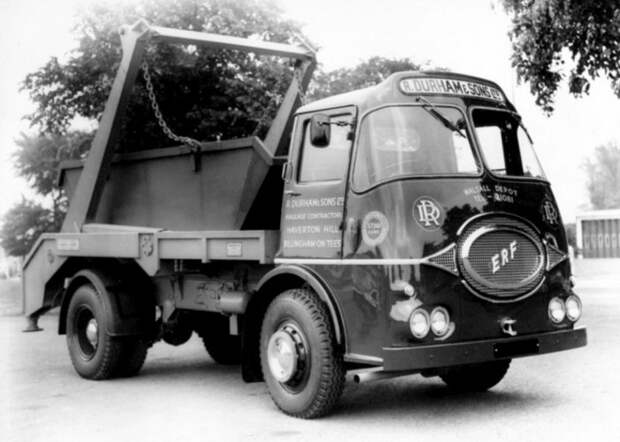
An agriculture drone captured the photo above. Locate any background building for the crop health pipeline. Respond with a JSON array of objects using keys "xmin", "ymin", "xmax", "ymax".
[{"xmin": 576, "ymin": 209, "xmax": 620, "ymax": 258}]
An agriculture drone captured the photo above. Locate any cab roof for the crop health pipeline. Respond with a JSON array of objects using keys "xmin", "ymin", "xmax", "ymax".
[{"xmin": 298, "ymin": 70, "xmax": 516, "ymax": 115}]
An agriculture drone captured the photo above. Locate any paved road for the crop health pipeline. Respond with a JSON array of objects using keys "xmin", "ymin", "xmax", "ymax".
[{"xmin": 1, "ymin": 277, "xmax": 618, "ymax": 442}]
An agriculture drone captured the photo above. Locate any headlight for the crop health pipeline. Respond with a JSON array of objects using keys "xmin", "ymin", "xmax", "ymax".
[
  {"xmin": 565, "ymin": 295, "xmax": 582, "ymax": 322},
  {"xmin": 430, "ymin": 306, "xmax": 450, "ymax": 337},
  {"xmin": 548, "ymin": 297, "xmax": 566, "ymax": 323},
  {"xmin": 409, "ymin": 309, "xmax": 430, "ymax": 338}
]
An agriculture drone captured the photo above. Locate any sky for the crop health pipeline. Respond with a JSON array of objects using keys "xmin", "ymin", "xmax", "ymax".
[{"xmin": 0, "ymin": 0, "xmax": 619, "ymax": 223}]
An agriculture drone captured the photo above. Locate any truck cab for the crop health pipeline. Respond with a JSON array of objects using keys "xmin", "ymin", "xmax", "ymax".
[{"xmin": 277, "ymin": 71, "xmax": 584, "ymax": 370}]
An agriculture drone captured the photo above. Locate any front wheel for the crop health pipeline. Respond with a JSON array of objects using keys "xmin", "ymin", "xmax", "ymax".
[
  {"xmin": 260, "ymin": 288, "xmax": 345, "ymax": 419},
  {"xmin": 439, "ymin": 359, "xmax": 511, "ymax": 392}
]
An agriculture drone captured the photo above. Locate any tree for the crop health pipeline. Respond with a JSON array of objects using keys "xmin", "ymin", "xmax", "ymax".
[
  {"xmin": 21, "ymin": 0, "xmax": 306, "ymax": 151},
  {"xmin": 308, "ymin": 56, "xmax": 426, "ymax": 101},
  {"xmin": 583, "ymin": 142, "xmax": 620, "ymax": 210},
  {"xmin": 13, "ymin": 131, "xmax": 93, "ymax": 214},
  {"xmin": 0, "ymin": 199, "xmax": 58, "ymax": 257},
  {"xmin": 503, "ymin": 0, "xmax": 620, "ymax": 113}
]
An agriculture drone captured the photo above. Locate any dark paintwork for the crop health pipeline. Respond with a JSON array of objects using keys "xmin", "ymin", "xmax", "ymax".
[
  {"xmin": 382, "ymin": 327, "xmax": 587, "ymax": 371},
  {"xmin": 279, "ymin": 71, "xmax": 585, "ymax": 366}
]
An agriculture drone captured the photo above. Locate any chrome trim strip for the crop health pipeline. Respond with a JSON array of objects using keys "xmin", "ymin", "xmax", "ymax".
[
  {"xmin": 275, "ymin": 244, "xmax": 458, "ymax": 275},
  {"xmin": 275, "ymin": 258, "xmax": 425, "ymax": 265},
  {"xmin": 343, "ymin": 353, "xmax": 384, "ymax": 365}
]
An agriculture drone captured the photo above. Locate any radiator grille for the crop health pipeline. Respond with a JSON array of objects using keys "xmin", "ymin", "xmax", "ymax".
[{"xmin": 458, "ymin": 215, "xmax": 546, "ymax": 302}]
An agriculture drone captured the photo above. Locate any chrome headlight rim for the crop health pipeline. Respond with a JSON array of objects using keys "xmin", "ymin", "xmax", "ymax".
[
  {"xmin": 409, "ymin": 308, "xmax": 431, "ymax": 339},
  {"xmin": 430, "ymin": 306, "xmax": 450, "ymax": 337},
  {"xmin": 548, "ymin": 296, "xmax": 566, "ymax": 324},
  {"xmin": 565, "ymin": 294, "xmax": 582, "ymax": 322}
]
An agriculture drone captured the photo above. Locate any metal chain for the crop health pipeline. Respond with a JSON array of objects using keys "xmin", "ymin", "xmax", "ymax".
[
  {"xmin": 294, "ymin": 68, "xmax": 307, "ymax": 106},
  {"xmin": 141, "ymin": 61, "xmax": 203, "ymax": 150}
]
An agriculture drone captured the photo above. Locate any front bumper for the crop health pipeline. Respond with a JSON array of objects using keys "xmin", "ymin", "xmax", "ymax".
[{"xmin": 382, "ymin": 327, "xmax": 587, "ymax": 371}]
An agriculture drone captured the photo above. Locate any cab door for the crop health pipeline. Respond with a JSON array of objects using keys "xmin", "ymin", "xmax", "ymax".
[{"xmin": 279, "ymin": 107, "xmax": 355, "ymax": 259}]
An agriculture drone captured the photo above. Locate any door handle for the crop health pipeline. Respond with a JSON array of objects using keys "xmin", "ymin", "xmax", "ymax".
[{"xmin": 284, "ymin": 190, "xmax": 301, "ymax": 197}]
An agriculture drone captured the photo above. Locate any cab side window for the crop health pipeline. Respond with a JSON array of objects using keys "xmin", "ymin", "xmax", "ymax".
[{"xmin": 298, "ymin": 114, "xmax": 352, "ymax": 182}]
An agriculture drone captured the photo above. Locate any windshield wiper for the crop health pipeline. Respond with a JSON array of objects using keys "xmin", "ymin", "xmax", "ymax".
[{"xmin": 415, "ymin": 96, "xmax": 466, "ymax": 138}]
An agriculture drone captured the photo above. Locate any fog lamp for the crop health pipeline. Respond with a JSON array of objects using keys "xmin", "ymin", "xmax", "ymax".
[
  {"xmin": 548, "ymin": 297, "xmax": 566, "ymax": 323},
  {"xmin": 430, "ymin": 306, "xmax": 450, "ymax": 337},
  {"xmin": 409, "ymin": 309, "xmax": 430, "ymax": 339},
  {"xmin": 565, "ymin": 295, "xmax": 582, "ymax": 322}
]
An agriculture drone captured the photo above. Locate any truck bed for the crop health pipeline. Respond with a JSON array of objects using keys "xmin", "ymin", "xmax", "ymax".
[{"xmin": 22, "ymin": 224, "xmax": 279, "ymax": 317}]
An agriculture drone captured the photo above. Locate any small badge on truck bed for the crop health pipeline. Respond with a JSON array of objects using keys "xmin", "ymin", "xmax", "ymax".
[{"xmin": 57, "ymin": 238, "xmax": 80, "ymax": 251}]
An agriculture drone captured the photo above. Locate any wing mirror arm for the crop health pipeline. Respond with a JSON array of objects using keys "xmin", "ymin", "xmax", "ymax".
[{"xmin": 309, "ymin": 114, "xmax": 354, "ymax": 147}]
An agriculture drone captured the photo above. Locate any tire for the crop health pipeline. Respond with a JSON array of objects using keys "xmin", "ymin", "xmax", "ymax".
[
  {"xmin": 115, "ymin": 338, "xmax": 148, "ymax": 377},
  {"xmin": 197, "ymin": 313, "xmax": 241, "ymax": 365},
  {"xmin": 260, "ymin": 288, "xmax": 345, "ymax": 419},
  {"xmin": 66, "ymin": 283, "xmax": 147, "ymax": 379},
  {"xmin": 439, "ymin": 359, "xmax": 511, "ymax": 392}
]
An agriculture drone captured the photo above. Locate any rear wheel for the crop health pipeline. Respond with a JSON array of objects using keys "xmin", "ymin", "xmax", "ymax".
[
  {"xmin": 439, "ymin": 359, "xmax": 511, "ymax": 392},
  {"xmin": 66, "ymin": 283, "xmax": 147, "ymax": 379},
  {"xmin": 260, "ymin": 288, "xmax": 345, "ymax": 419},
  {"xmin": 197, "ymin": 313, "xmax": 241, "ymax": 365}
]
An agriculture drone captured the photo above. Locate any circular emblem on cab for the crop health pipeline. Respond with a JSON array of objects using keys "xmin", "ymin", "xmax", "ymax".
[
  {"xmin": 541, "ymin": 198, "xmax": 559, "ymax": 226},
  {"xmin": 362, "ymin": 211, "xmax": 389, "ymax": 246},
  {"xmin": 413, "ymin": 196, "xmax": 444, "ymax": 231}
]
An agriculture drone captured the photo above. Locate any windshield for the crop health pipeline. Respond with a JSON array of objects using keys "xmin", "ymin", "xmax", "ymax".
[
  {"xmin": 353, "ymin": 106, "xmax": 479, "ymax": 191},
  {"xmin": 472, "ymin": 108, "xmax": 546, "ymax": 179}
]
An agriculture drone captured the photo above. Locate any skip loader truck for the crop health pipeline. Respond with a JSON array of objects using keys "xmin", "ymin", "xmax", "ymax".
[{"xmin": 22, "ymin": 21, "xmax": 587, "ymax": 418}]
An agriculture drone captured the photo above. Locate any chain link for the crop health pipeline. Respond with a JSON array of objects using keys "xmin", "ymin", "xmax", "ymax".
[
  {"xmin": 142, "ymin": 61, "xmax": 307, "ymax": 142},
  {"xmin": 141, "ymin": 61, "xmax": 203, "ymax": 150},
  {"xmin": 294, "ymin": 68, "xmax": 307, "ymax": 106}
]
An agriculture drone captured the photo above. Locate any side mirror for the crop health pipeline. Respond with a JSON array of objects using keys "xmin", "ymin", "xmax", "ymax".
[{"xmin": 309, "ymin": 114, "xmax": 330, "ymax": 147}]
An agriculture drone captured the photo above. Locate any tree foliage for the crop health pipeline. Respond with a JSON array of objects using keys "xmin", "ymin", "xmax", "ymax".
[
  {"xmin": 309, "ymin": 56, "xmax": 425, "ymax": 101},
  {"xmin": 584, "ymin": 142, "xmax": 620, "ymax": 210},
  {"xmin": 503, "ymin": 0, "xmax": 620, "ymax": 113},
  {"xmin": 13, "ymin": 131, "xmax": 93, "ymax": 207},
  {"xmin": 0, "ymin": 199, "xmax": 59, "ymax": 257},
  {"xmin": 21, "ymin": 0, "xmax": 305, "ymax": 151}
]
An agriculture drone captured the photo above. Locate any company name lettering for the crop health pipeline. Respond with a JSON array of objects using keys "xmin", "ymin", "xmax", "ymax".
[{"xmin": 400, "ymin": 77, "xmax": 504, "ymax": 102}]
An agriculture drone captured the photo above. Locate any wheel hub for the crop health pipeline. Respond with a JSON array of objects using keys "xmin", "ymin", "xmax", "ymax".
[
  {"xmin": 267, "ymin": 329, "xmax": 299, "ymax": 383},
  {"xmin": 85, "ymin": 318, "xmax": 99, "ymax": 349}
]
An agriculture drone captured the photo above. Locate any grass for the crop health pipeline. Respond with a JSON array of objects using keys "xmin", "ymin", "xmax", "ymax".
[{"xmin": 0, "ymin": 278, "xmax": 22, "ymax": 316}]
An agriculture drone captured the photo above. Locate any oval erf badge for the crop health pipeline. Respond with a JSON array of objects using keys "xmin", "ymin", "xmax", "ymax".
[
  {"xmin": 362, "ymin": 211, "xmax": 389, "ymax": 246},
  {"xmin": 413, "ymin": 196, "xmax": 444, "ymax": 231}
]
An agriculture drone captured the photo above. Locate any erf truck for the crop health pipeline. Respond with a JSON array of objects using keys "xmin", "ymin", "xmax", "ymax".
[{"xmin": 23, "ymin": 21, "xmax": 587, "ymax": 418}]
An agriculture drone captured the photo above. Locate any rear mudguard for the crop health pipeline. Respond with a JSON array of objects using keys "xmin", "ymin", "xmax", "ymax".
[{"xmin": 59, "ymin": 268, "xmax": 154, "ymax": 337}]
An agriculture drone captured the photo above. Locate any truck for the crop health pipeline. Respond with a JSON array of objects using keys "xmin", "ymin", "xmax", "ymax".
[{"xmin": 22, "ymin": 21, "xmax": 587, "ymax": 418}]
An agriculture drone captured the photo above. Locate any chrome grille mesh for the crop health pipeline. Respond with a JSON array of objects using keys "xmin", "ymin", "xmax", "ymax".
[
  {"xmin": 458, "ymin": 215, "xmax": 546, "ymax": 302},
  {"xmin": 546, "ymin": 243, "xmax": 568, "ymax": 270},
  {"xmin": 426, "ymin": 245, "xmax": 458, "ymax": 274}
]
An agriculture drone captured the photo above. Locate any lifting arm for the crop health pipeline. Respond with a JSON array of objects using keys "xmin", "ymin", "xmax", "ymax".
[{"xmin": 61, "ymin": 20, "xmax": 316, "ymax": 233}]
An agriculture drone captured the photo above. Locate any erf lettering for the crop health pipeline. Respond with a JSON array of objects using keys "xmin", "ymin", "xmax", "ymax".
[{"xmin": 491, "ymin": 240, "xmax": 518, "ymax": 274}]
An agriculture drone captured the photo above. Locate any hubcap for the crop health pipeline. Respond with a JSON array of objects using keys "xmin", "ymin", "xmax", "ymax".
[
  {"xmin": 85, "ymin": 318, "xmax": 99, "ymax": 349},
  {"xmin": 267, "ymin": 330, "xmax": 298, "ymax": 382}
]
